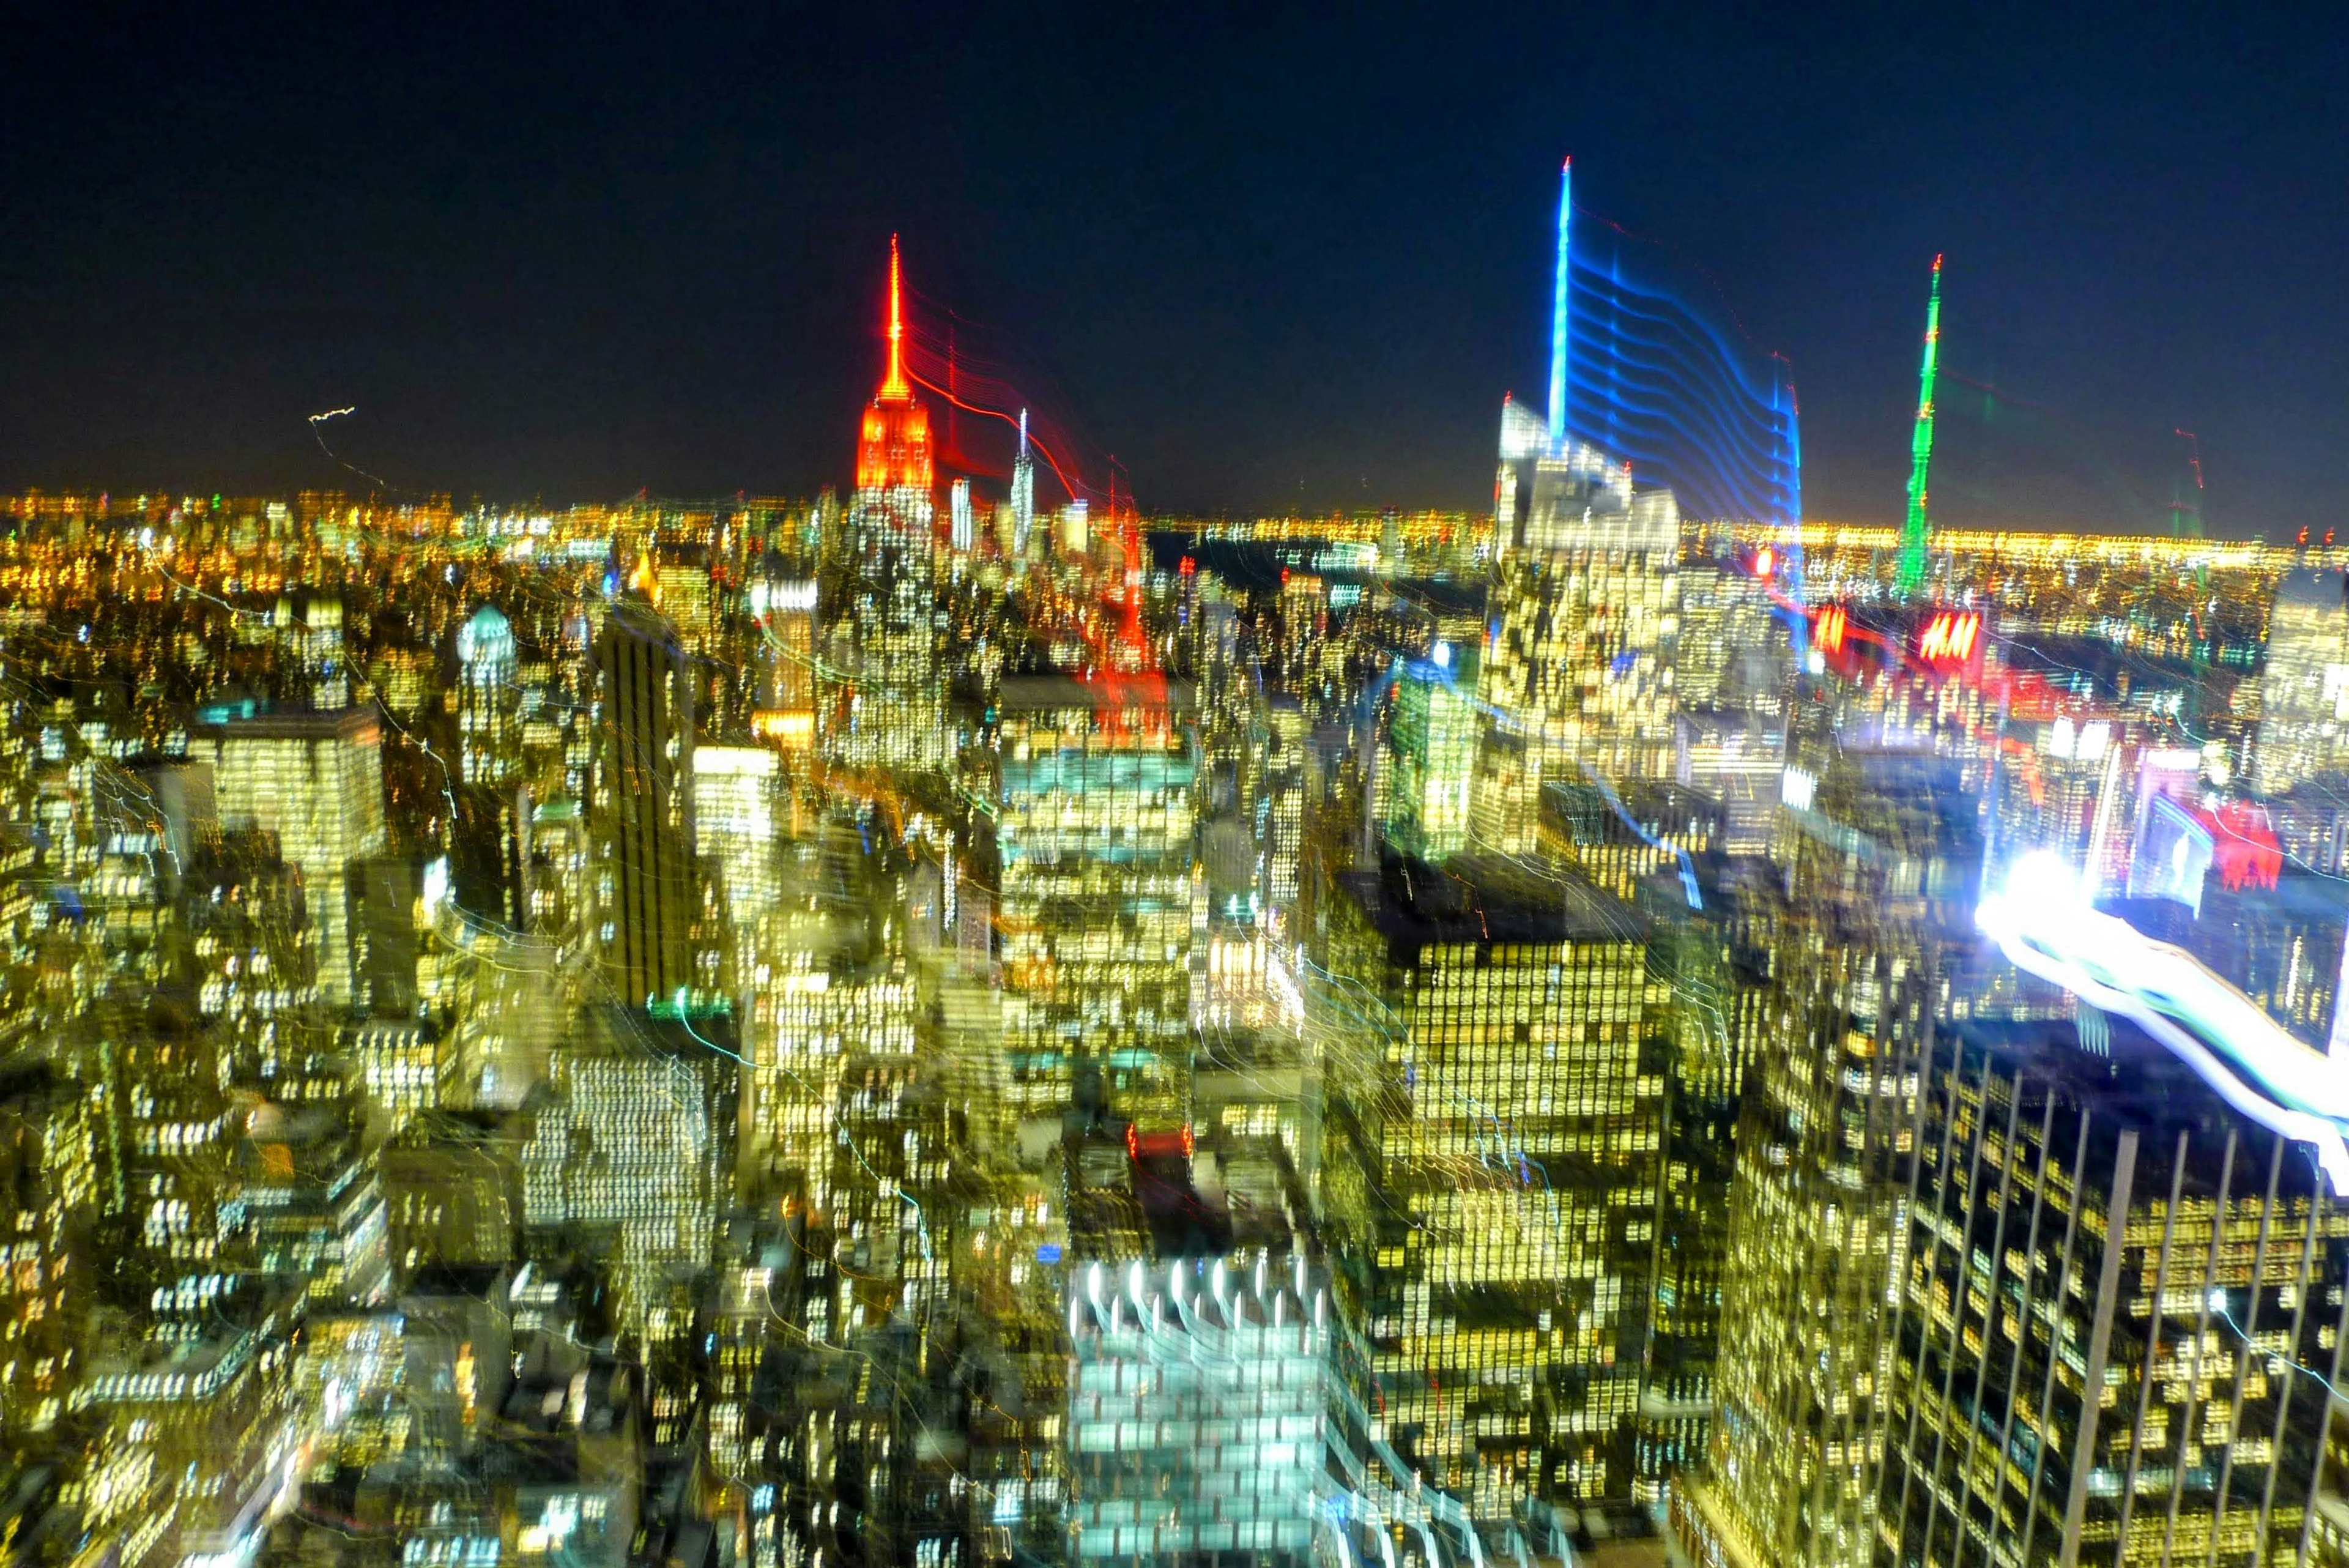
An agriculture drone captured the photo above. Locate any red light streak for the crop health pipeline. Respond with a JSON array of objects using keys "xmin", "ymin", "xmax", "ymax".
[{"xmin": 903, "ymin": 367, "xmax": 1084, "ymax": 502}]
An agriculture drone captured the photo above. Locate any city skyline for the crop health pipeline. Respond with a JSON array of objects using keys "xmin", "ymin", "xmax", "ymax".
[
  {"xmin": 3, "ymin": 5, "xmax": 2342, "ymax": 532},
  {"xmin": 12, "ymin": 13, "xmax": 2349, "ymax": 1568}
]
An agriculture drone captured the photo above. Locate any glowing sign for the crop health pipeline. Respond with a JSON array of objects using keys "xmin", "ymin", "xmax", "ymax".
[
  {"xmin": 2127, "ymin": 794, "xmax": 2215, "ymax": 913},
  {"xmin": 1754, "ymin": 544, "xmax": 1776, "ymax": 578},
  {"xmin": 1914, "ymin": 609, "xmax": 1980, "ymax": 665},
  {"xmin": 1979, "ymin": 852, "xmax": 2349, "ymax": 1195},
  {"xmin": 1813, "ymin": 604, "xmax": 1848, "ymax": 655}
]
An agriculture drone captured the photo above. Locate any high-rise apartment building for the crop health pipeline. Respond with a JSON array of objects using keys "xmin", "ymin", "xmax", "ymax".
[
  {"xmin": 192, "ymin": 703, "xmax": 387, "ymax": 1005},
  {"xmin": 592, "ymin": 596, "xmax": 699, "ymax": 1010},
  {"xmin": 2254, "ymin": 568, "xmax": 2349, "ymax": 795}
]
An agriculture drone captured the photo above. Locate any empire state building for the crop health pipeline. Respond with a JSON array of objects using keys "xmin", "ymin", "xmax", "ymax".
[{"xmin": 835, "ymin": 236, "xmax": 951, "ymax": 774}]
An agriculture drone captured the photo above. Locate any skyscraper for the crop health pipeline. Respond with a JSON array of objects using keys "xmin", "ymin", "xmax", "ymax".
[
  {"xmin": 592, "ymin": 596, "xmax": 699, "ymax": 1009},
  {"xmin": 837, "ymin": 237, "xmax": 951, "ymax": 774},
  {"xmin": 2252, "ymin": 568, "xmax": 2349, "ymax": 795},
  {"xmin": 193, "ymin": 703, "xmax": 387, "ymax": 1005},
  {"xmin": 1313, "ymin": 850, "xmax": 1664, "ymax": 1515},
  {"xmin": 456, "ymin": 602, "xmax": 521, "ymax": 789},
  {"xmin": 995, "ymin": 675, "xmax": 1201, "ymax": 1129},
  {"xmin": 1676, "ymin": 742, "xmax": 1982, "ymax": 1568},
  {"xmin": 1475, "ymin": 407, "xmax": 1683, "ymax": 852},
  {"xmin": 1870, "ymin": 1017, "xmax": 2349, "ymax": 1568}
]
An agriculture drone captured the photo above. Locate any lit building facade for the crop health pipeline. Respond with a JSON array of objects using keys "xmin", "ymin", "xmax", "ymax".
[
  {"xmin": 1676, "ymin": 743, "xmax": 1981, "ymax": 1568},
  {"xmin": 995, "ymin": 675, "xmax": 1200, "ymax": 1128},
  {"xmin": 456, "ymin": 601, "xmax": 522, "ymax": 788},
  {"xmin": 692, "ymin": 743, "xmax": 781, "ymax": 942},
  {"xmin": 1064, "ymin": 1254, "xmax": 1334, "ymax": 1562},
  {"xmin": 1475, "ymin": 403, "xmax": 1682, "ymax": 853},
  {"xmin": 592, "ymin": 596, "xmax": 699, "ymax": 1009},
  {"xmin": 1313, "ymin": 852, "xmax": 1664, "ymax": 1514},
  {"xmin": 837, "ymin": 238, "xmax": 950, "ymax": 775},
  {"xmin": 193, "ymin": 704, "xmax": 387, "ymax": 1005},
  {"xmin": 1869, "ymin": 1017, "xmax": 2349, "ymax": 1568},
  {"xmin": 2254, "ymin": 567, "xmax": 2349, "ymax": 795},
  {"xmin": 1382, "ymin": 660, "xmax": 1479, "ymax": 862}
]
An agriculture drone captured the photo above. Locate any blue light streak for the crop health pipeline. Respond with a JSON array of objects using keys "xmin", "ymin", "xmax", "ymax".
[
  {"xmin": 1547, "ymin": 198, "xmax": 1801, "ymax": 532},
  {"xmin": 1547, "ymin": 160, "xmax": 1572, "ymax": 448}
]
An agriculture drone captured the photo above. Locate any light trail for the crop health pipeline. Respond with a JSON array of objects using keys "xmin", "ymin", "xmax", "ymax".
[{"xmin": 1977, "ymin": 852, "xmax": 2349, "ymax": 1194}]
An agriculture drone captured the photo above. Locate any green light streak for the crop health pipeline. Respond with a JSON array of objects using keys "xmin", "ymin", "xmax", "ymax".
[{"xmin": 1897, "ymin": 254, "xmax": 1943, "ymax": 600}]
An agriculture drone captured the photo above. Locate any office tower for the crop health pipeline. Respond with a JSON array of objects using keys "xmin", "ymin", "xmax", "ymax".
[
  {"xmin": 0, "ymin": 1057, "xmax": 95, "ymax": 1455},
  {"xmin": 1313, "ymin": 851, "xmax": 1664, "ymax": 1514},
  {"xmin": 839, "ymin": 237, "xmax": 949, "ymax": 774},
  {"xmin": 274, "ymin": 587, "xmax": 349, "ymax": 708},
  {"xmin": 951, "ymin": 475, "xmax": 975, "ymax": 554},
  {"xmin": 1261, "ymin": 697, "xmax": 1308, "ymax": 922},
  {"xmin": 456, "ymin": 602, "xmax": 522, "ymax": 787},
  {"xmin": 1675, "ymin": 743, "xmax": 1981, "ymax": 1568},
  {"xmin": 691, "ymin": 743, "xmax": 781, "ymax": 941},
  {"xmin": 191, "ymin": 704, "xmax": 387, "ymax": 1005},
  {"xmin": 2254, "ymin": 568, "xmax": 2349, "ymax": 795},
  {"xmin": 1382, "ymin": 656, "xmax": 1480, "ymax": 861},
  {"xmin": 1537, "ymin": 776, "xmax": 1722, "ymax": 905},
  {"xmin": 1064, "ymin": 1251, "xmax": 1334, "ymax": 1563},
  {"xmin": 524, "ymin": 797, "xmax": 590, "ymax": 935},
  {"xmin": 1678, "ymin": 562, "xmax": 1785, "ymax": 716},
  {"xmin": 1677, "ymin": 713, "xmax": 1786, "ymax": 856},
  {"xmin": 652, "ymin": 538, "xmax": 718, "ymax": 658},
  {"xmin": 1475, "ymin": 403, "xmax": 1683, "ymax": 852},
  {"xmin": 237, "ymin": 1091, "xmax": 391, "ymax": 1306},
  {"xmin": 76, "ymin": 1279, "xmax": 305, "ymax": 1568},
  {"xmin": 592, "ymin": 596, "xmax": 700, "ymax": 1010},
  {"xmin": 749, "ymin": 569, "xmax": 818, "ymax": 749},
  {"xmin": 182, "ymin": 825, "xmax": 324, "ymax": 1071},
  {"xmin": 520, "ymin": 1005, "xmax": 736, "ymax": 1329},
  {"xmin": 397, "ymin": 1264, "xmax": 514, "ymax": 1460},
  {"xmin": 1011, "ymin": 408, "xmax": 1037, "ymax": 560},
  {"xmin": 346, "ymin": 854, "xmax": 425, "ymax": 1024},
  {"xmin": 1860, "ymin": 1016, "xmax": 2349, "ymax": 1568},
  {"xmin": 381, "ymin": 1110, "xmax": 525, "ymax": 1273},
  {"xmin": 995, "ymin": 675, "xmax": 1200, "ymax": 1128}
]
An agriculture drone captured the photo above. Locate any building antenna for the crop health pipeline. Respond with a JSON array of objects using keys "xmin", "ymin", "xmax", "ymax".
[
  {"xmin": 1546, "ymin": 158, "xmax": 1572, "ymax": 453},
  {"xmin": 1896, "ymin": 254, "xmax": 1942, "ymax": 600},
  {"xmin": 2169, "ymin": 428, "xmax": 2205, "ymax": 538},
  {"xmin": 880, "ymin": 234, "xmax": 910, "ymax": 401}
]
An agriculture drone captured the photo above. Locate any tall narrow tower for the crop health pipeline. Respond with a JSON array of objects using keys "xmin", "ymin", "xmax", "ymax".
[
  {"xmin": 1011, "ymin": 408, "xmax": 1035, "ymax": 558},
  {"xmin": 1546, "ymin": 157, "xmax": 1573, "ymax": 452},
  {"xmin": 1895, "ymin": 254, "xmax": 1943, "ymax": 600},
  {"xmin": 840, "ymin": 236, "xmax": 949, "ymax": 773}
]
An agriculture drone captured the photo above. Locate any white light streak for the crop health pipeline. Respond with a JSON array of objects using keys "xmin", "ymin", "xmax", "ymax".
[{"xmin": 1978, "ymin": 851, "xmax": 2349, "ymax": 1194}]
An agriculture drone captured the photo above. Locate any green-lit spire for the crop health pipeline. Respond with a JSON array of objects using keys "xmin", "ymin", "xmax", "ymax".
[{"xmin": 1896, "ymin": 254, "xmax": 1942, "ymax": 600}]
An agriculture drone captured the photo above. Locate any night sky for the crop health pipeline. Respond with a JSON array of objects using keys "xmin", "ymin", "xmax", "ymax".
[{"xmin": 4, "ymin": 3, "xmax": 2342, "ymax": 535}]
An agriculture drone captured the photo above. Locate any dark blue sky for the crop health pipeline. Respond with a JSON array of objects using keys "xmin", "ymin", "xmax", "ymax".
[{"xmin": 3, "ymin": 2, "xmax": 2340, "ymax": 535}]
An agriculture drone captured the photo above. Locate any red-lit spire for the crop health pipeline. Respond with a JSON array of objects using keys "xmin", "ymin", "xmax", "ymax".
[
  {"xmin": 856, "ymin": 235, "xmax": 933, "ymax": 493},
  {"xmin": 880, "ymin": 232, "xmax": 910, "ymax": 403}
]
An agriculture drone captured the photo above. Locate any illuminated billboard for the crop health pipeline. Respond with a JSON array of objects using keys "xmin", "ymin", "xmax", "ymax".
[{"xmin": 2128, "ymin": 793, "xmax": 2216, "ymax": 914}]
